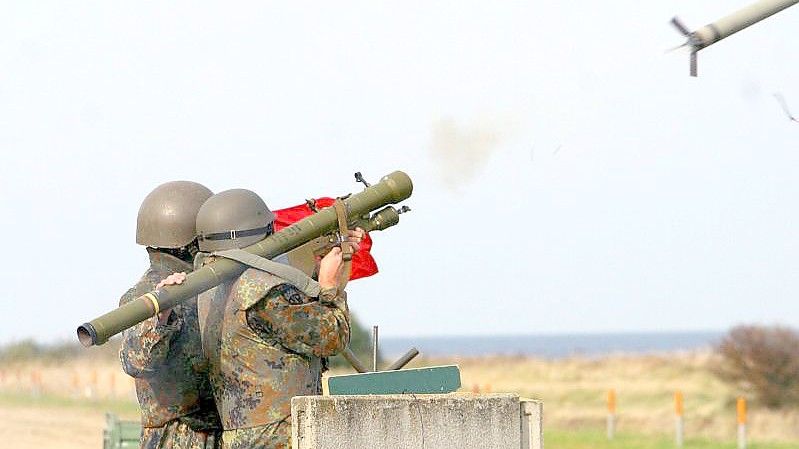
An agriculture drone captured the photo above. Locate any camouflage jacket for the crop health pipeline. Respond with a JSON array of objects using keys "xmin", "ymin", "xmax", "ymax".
[
  {"xmin": 119, "ymin": 248, "xmax": 220, "ymax": 430},
  {"xmin": 198, "ymin": 267, "xmax": 350, "ymax": 430}
]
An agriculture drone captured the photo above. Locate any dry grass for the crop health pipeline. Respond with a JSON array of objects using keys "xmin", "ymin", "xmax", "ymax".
[
  {"xmin": 0, "ymin": 342, "xmax": 138, "ymax": 449},
  {"xmin": 410, "ymin": 352, "xmax": 799, "ymax": 443},
  {"xmin": 0, "ymin": 358, "xmax": 138, "ymax": 402},
  {"xmin": 1, "ymin": 346, "xmax": 797, "ymax": 447}
]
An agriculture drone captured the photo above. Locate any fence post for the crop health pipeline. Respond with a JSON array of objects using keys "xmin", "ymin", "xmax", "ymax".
[
  {"xmin": 607, "ymin": 388, "xmax": 616, "ymax": 440},
  {"xmin": 89, "ymin": 369, "xmax": 98, "ymax": 398},
  {"xmin": 737, "ymin": 397, "xmax": 747, "ymax": 449},
  {"xmin": 109, "ymin": 372, "xmax": 116, "ymax": 397},
  {"xmin": 30, "ymin": 370, "xmax": 43, "ymax": 396},
  {"xmin": 675, "ymin": 390, "xmax": 684, "ymax": 447}
]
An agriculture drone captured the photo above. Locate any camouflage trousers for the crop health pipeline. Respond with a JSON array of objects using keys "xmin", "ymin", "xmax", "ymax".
[
  {"xmin": 142, "ymin": 420, "xmax": 221, "ymax": 449},
  {"xmin": 220, "ymin": 417, "xmax": 290, "ymax": 449}
]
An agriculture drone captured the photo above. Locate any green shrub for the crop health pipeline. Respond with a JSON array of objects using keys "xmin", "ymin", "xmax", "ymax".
[{"xmin": 0, "ymin": 338, "xmax": 81, "ymax": 363}]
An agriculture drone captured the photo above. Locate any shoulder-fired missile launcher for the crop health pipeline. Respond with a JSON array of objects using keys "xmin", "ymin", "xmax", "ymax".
[{"xmin": 77, "ymin": 170, "xmax": 413, "ymax": 347}]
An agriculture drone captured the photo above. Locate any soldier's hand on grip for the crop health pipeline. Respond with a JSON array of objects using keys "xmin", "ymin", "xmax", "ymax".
[
  {"xmin": 156, "ymin": 272, "xmax": 187, "ymax": 289},
  {"xmin": 318, "ymin": 227, "xmax": 364, "ymax": 289},
  {"xmin": 348, "ymin": 227, "xmax": 365, "ymax": 245},
  {"xmin": 318, "ymin": 247, "xmax": 343, "ymax": 289},
  {"xmin": 155, "ymin": 272, "xmax": 187, "ymax": 323}
]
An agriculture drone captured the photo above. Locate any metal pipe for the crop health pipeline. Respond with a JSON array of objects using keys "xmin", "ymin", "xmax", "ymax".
[
  {"xmin": 342, "ymin": 348, "xmax": 368, "ymax": 373},
  {"xmin": 387, "ymin": 347, "xmax": 420, "ymax": 371},
  {"xmin": 372, "ymin": 325, "xmax": 379, "ymax": 372}
]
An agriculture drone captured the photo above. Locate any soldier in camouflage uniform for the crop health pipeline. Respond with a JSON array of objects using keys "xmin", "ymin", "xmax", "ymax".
[
  {"xmin": 194, "ymin": 189, "xmax": 360, "ymax": 449},
  {"xmin": 119, "ymin": 181, "xmax": 222, "ymax": 449}
]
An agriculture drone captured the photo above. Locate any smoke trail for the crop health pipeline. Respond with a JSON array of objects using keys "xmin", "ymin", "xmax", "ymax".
[{"xmin": 429, "ymin": 117, "xmax": 511, "ymax": 191}]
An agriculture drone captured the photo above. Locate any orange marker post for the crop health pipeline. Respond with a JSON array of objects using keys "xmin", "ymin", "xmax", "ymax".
[
  {"xmin": 30, "ymin": 370, "xmax": 42, "ymax": 396},
  {"xmin": 675, "ymin": 391, "xmax": 684, "ymax": 447},
  {"xmin": 109, "ymin": 372, "xmax": 116, "ymax": 397},
  {"xmin": 90, "ymin": 369, "xmax": 98, "ymax": 398},
  {"xmin": 737, "ymin": 397, "xmax": 747, "ymax": 449},
  {"xmin": 607, "ymin": 389, "xmax": 617, "ymax": 440}
]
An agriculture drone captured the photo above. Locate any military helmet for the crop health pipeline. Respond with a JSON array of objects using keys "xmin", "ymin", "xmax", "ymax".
[
  {"xmin": 196, "ymin": 189, "xmax": 275, "ymax": 252},
  {"xmin": 136, "ymin": 181, "xmax": 213, "ymax": 248}
]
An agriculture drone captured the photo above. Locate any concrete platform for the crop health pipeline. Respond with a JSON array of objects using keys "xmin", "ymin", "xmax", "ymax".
[{"xmin": 291, "ymin": 393, "xmax": 543, "ymax": 449}]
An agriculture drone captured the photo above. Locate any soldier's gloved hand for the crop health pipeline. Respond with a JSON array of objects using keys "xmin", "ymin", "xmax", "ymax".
[
  {"xmin": 347, "ymin": 227, "xmax": 365, "ymax": 246},
  {"xmin": 155, "ymin": 272, "xmax": 187, "ymax": 323},
  {"xmin": 318, "ymin": 228, "xmax": 365, "ymax": 289}
]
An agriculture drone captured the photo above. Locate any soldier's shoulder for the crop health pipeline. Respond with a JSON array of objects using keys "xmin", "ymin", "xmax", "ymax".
[
  {"xmin": 118, "ymin": 269, "xmax": 158, "ymax": 306},
  {"xmin": 237, "ymin": 267, "xmax": 296, "ymax": 309},
  {"xmin": 239, "ymin": 267, "xmax": 286, "ymax": 288}
]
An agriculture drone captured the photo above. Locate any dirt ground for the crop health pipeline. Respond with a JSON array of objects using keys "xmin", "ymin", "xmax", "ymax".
[
  {"xmin": 0, "ymin": 360, "xmax": 139, "ymax": 449},
  {"xmin": 0, "ymin": 404, "xmax": 116, "ymax": 449}
]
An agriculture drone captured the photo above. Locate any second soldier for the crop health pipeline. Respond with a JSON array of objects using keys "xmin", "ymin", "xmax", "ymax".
[
  {"xmin": 119, "ymin": 181, "xmax": 222, "ymax": 449},
  {"xmin": 195, "ymin": 189, "xmax": 359, "ymax": 449}
]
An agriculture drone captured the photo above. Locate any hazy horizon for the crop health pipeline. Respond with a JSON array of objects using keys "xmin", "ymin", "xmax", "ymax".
[
  {"xmin": 0, "ymin": 327, "xmax": 740, "ymax": 346},
  {"xmin": 0, "ymin": 329, "xmax": 727, "ymax": 360}
]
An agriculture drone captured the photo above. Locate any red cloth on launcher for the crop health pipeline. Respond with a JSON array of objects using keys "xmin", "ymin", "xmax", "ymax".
[{"xmin": 273, "ymin": 197, "xmax": 378, "ymax": 280}]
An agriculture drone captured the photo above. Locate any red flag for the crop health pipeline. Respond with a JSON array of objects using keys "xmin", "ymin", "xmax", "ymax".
[{"xmin": 274, "ymin": 197, "xmax": 378, "ymax": 280}]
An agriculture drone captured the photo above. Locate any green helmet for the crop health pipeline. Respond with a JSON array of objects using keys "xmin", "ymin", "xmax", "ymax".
[
  {"xmin": 196, "ymin": 189, "xmax": 275, "ymax": 252},
  {"xmin": 136, "ymin": 181, "xmax": 213, "ymax": 248}
]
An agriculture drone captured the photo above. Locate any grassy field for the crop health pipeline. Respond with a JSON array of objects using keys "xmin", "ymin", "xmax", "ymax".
[
  {"xmin": 0, "ymin": 343, "xmax": 797, "ymax": 448},
  {"xmin": 426, "ymin": 352, "xmax": 799, "ymax": 444},
  {"xmin": 546, "ymin": 429, "xmax": 798, "ymax": 449}
]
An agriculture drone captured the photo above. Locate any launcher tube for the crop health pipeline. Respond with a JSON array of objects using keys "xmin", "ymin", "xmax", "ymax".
[{"xmin": 77, "ymin": 171, "xmax": 413, "ymax": 346}]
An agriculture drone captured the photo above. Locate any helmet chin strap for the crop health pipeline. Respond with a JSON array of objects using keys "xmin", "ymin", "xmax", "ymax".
[
  {"xmin": 198, "ymin": 223, "xmax": 274, "ymax": 245},
  {"xmin": 152, "ymin": 239, "xmax": 200, "ymax": 263}
]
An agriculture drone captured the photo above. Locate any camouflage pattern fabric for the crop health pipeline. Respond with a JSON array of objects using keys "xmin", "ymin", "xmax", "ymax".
[
  {"xmin": 198, "ymin": 266, "xmax": 350, "ymax": 449},
  {"xmin": 219, "ymin": 419, "xmax": 289, "ymax": 449},
  {"xmin": 141, "ymin": 420, "xmax": 220, "ymax": 449},
  {"xmin": 119, "ymin": 248, "xmax": 222, "ymax": 445},
  {"xmin": 246, "ymin": 283, "xmax": 349, "ymax": 358}
]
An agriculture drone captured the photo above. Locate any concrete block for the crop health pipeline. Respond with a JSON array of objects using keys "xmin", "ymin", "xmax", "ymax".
[
  {"xmin": 292, "ymin": 393, "xmax": 522, "ymax": 449},
  {"xmin": 521, "ymin": 399, "xmax": 544, "ymax": 449}
]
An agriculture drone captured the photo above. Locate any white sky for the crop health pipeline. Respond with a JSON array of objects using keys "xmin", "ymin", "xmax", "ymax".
[{"xmin": 1, "ymin": 1, "xmax": 798, "ymax": 343}]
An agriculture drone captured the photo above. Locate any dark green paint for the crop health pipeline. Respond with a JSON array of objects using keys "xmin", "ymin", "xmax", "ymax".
[{"xmin": 327, "ymin": 365, "xmax": 461, "ymax": 395}]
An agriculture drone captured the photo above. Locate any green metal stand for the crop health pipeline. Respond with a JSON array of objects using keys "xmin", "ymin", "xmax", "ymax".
[
  {"xmin": 103, "ymin": 413, "xmax": 141, "ymax": 449},
  {"xmin": 327, "ymin": 365, "xmax": 461, "ymax": 395}
]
